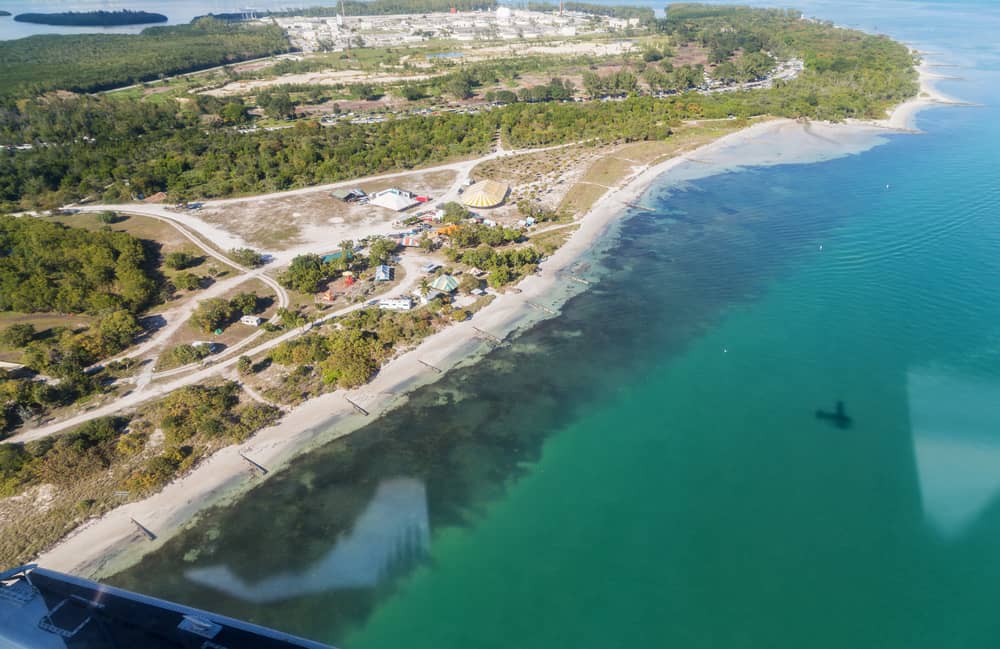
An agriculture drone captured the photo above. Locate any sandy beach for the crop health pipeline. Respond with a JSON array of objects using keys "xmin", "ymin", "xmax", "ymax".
[{"xmin": 32, "ymin": 58, "xmax": 955, "ymax": 579}]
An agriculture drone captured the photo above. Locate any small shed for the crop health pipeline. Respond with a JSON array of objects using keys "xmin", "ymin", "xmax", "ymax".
[
  {"xmin": 374, "ymin": 265, "xmax": 393, "ymax": 282},
  {"xmin": 401, "ymin": 236, "xmax": 422, "ymax": 247},
  {"xmin": 331, "ymin": 188, "xmax": 366, "ymax": 202}
]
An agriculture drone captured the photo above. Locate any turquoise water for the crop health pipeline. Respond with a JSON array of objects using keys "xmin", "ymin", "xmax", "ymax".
[{"xmin": 110, "ymin": 2, "xmax": 1000, "ymax": 647}]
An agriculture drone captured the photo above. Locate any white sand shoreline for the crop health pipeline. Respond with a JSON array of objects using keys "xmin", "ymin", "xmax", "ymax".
[{"xmin": 33, "ymin": 58, "xmax": 953, "ymax": 579}]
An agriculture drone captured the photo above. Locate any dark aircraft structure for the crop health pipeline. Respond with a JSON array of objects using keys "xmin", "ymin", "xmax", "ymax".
[{"xmin": 815, "ymin": 400, "xmax": 853, "ymax": 429}]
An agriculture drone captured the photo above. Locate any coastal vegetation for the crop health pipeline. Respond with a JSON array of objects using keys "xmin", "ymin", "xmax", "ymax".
[
  {"xmin": 0, "ymin": 18, "xmax": 290, "ymax": 99},
  {"xmin": 14, "ymin": 10, "xmax": 168, "ymax": 27},
  {"xmin": 0, "ymin": 381, "xmax": 280, "ymax": 565},
  {"xmin": 0, "ymin": 215, "xmax": 160, "ymax": 314},
  {"xmin": 268, "ymin": 306, "xmax": 436, "ymax": 397},
  {"xmin": 0, "ymin": 3, "xmax": 915, "ymax": 210}
]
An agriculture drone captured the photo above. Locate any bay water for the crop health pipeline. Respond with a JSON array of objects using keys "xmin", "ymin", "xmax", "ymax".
[{"xmin": 109, "ymin": 1, "xmax": 1000, "ymax": 647}]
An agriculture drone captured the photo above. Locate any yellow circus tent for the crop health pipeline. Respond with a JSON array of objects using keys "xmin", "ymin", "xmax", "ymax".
[{"xmin": 461, "ymin": 180, "xmax": 509, "ymax": 209}]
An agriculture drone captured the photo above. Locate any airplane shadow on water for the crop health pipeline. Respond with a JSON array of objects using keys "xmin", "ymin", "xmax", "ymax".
[{"xmin": 815, "ymin": 400, "xmax": 853, "ymax": 429}]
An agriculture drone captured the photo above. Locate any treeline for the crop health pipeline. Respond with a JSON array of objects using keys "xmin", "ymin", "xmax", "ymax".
[
  {"xmin": 527, "ymin": 2, "xmax": 654, "ymax": 21},
  {"xmin": 206, "ymin": 0, "xmax": 498, "ymax": 20},
  {"xmin": 0, "ymin": 96, "xmax": 497, "ymax": 207},
  {"xmin": 0, "ymin": 6, "xmax": 917, "ymax": 207},
  {"xmin": 14, "ymin": 10, "xmax": 168, "ymax": 27},
  {"xmin": 0, "ymin": 215, "xmax": 160, "ymax": 314},
  {"xmin": 0, "ymin": 18, "xmax": 290, "ymax": 99},
  {"xmin": 664, "ymin": 4, "xmax": 801, "ymax": 22}
]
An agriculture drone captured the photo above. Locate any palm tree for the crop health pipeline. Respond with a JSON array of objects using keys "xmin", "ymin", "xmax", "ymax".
[
  {"xmin": 338, "ymin": 239, "xmax": 354, "ymax": 270},
  {"xmin": 418, "ymin": 278, "xmax": 431, "ymax": 298}
]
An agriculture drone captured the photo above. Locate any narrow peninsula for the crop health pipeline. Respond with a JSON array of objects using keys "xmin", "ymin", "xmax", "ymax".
[{"xmin": 14, "ymin": 10, "xmax": 168, "ymax": 27}]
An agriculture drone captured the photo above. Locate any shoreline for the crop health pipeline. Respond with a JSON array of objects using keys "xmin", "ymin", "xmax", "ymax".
[
  {"xmin": 32, "ymin": 60, "xmax": 952, "ymax": 579},
  {"xmin": 854, "ymin": 61, "xmax": 964, "ymax": 131}
]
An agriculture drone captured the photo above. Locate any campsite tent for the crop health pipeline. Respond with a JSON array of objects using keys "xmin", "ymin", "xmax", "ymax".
[
  {"xmin": 460, "ymin": 180, "xmax": 509, "ymax": 208},
  {"xmin": 429, "ymin": 274, "xmax": 459, "ymax": 293}
]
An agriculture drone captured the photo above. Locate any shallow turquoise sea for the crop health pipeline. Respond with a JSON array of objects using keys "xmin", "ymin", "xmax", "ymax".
[{"xmin": 111, "ymin": 2, "xmax": 1000, "ymax": 647}]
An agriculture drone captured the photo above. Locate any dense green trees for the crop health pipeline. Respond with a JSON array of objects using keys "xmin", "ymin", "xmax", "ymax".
[
  {"xmin": 519, "ymin": 78, "xmax": 575, "ymax": 102},
  {"xmin": 441, "ymin": 202, "xmax": 471, "ymax": 223},
  {"xmin": 0, "ymin": 18, "xmax": 290, "ymax": 99},
  {"xmin": 257, "ymin": 89, "xmax": 296, "ymax": 120},
  {"xmin": 0, "ymin": 215, "xmax": 160, "ymax": 314},
  {"xmin": 0, "ymin": 324, "xmax": 35, "ymax": 349},
  {"xmin": 164, "ymin": 252, "xmax": 198, "ymax": 270},
  {"xmin": 96, "ymin": 310, "xmax": 143, "ymax": 352},
  {"xmin": 448, "ymin": 223, "xmax": 522, "ymax": 248},
  {"xmin": 582, "ymin": 70, "xmax": 638, "ymax": 97},
  {"xmin": 279, "ymin": 255, "xmax": 330, "ymax": 293},
  {"xmin": 271, "ymin": 307, "xmax": 435, "ymax": 389},
  {"xmin": 367, "ymin": 237, "xmax": 397, "ymax": 265},
  {"xmin": 190, "ymin": 298, "xmax": 236, "ymax": 333},
  {"xmin": 189, "ymin": 292, "xmax": 263, "ymax": 332},
  {"xmin": 0, "ymin": 6, "xmax": 916, "ymax": 209},
  {"xmin": 229, "ymin": 248, "xmax": 265, "ymax": 267},
  {"xmin": 0, "ymin": 98, "xmax": 497, "ymax": 209}
]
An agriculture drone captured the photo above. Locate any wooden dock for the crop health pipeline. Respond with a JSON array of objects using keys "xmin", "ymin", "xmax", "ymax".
[
  {"xmin": 569, "ymin": 275, "xmax": 591, "ymax": 286},
  {"xmin": 625, "ymin": 202, "xmax": 655, "ymax": 212}
]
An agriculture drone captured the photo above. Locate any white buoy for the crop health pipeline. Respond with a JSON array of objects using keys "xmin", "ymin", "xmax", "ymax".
[
  {"xmin": 819, "ymin": 244, "xmax": 823, "ymax": 251},
  {"xmin": 886, "ymin": 184, "xmax": 890, "ymax": 189},
  {"xmin": 723, "ymin": 347, "xmax": 728, "ymax": 354}
]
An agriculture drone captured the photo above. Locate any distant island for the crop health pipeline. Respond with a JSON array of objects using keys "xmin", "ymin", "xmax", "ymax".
[
  {"xmin": 0, "ymin": 10, "xmax": 11, "ymax": 17},
  {"xmin": 14, "ymin": 10, "xmax": 167, "ymax": 27}
]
